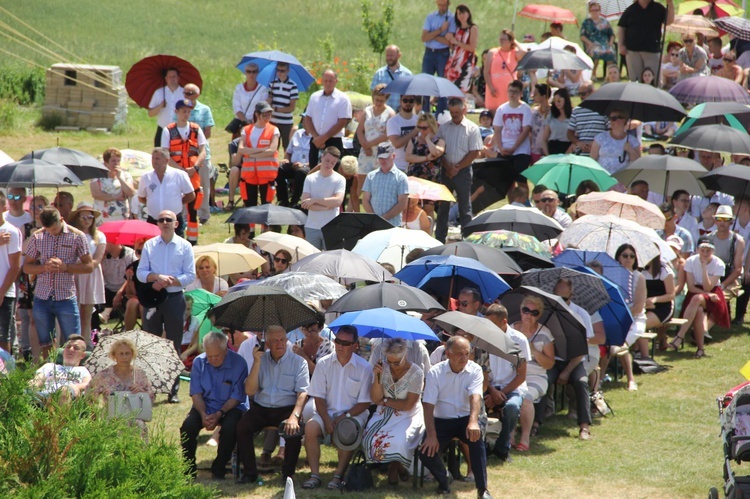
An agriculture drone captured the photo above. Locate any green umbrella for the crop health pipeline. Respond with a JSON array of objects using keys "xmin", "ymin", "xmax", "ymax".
[
  {"xmin": 522, "ymin": 154, "xmax": 617, "ymax": 194},
  {"xmin": 185, "ymin": 288, "xmax": 222, "ymax": 344},
  {"xmin": 677, "ymin": 102, "xmax": 747, "ymax": 135}
]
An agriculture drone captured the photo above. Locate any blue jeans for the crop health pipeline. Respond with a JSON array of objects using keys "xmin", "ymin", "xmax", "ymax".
[
  {"xmin": 421, "ymin": 48, "xmax": 450, "ymax": 114},
  {"xmin": 33, "ymin": 297, "xmax": 80, "ymax": 347},
  {"xmin": 495, "ymin": 389, "xmax": 523, "ymax": 456},
  {"xmin": 305, "ymin": 227, "xmax": 325, "ymax": 250}
]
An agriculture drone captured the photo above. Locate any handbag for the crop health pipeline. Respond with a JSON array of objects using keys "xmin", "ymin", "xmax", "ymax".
[
  {"xmin": 343, "ymin": 450, "xmax": 372, "ymax": 491},
  {"xmin": 108, "ymin": 391, "xmax": 153, "ymax": 422},
  {"xmin": 224, "ymin": 118, "xmax": 245, "ymax": 134}
]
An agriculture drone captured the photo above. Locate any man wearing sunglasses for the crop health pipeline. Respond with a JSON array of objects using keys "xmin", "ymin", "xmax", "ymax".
[
  {"xmin": 386, "ymin": 94, "xmax": 419, "ymax": 172},
  {"xmin": 537, "ymin": 189, "xmax": 572, "ymax": 228},
  {"xmin": 137, "ymin": 209, "xmax": 196, "ymax": 403}
]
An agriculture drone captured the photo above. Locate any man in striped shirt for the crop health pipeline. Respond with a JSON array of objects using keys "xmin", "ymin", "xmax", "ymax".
[
  {"xmin": 566, "ymin": 82, "xmax": 608, "ymax": 157},
  {"xmin": 269, "ymin": 62, "xmax": 299, "ymax": 152}
]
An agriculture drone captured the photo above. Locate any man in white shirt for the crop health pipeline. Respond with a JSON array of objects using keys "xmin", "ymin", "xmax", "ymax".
[
  {"xmin": 419, "ymin": 335, "xmax": 491, "ymax": 498},
  {"xmin": 630, "ymin": 180, "xmax": 664, "ymax": 206},
  {"xmin": 492, "ymin": 80, "xmax": 532, "ymax": 187},
  {"xmin": 148, "ymin": 67, "xmax": 183, "ymax": 147},
  {"xmin": 0, "ymin": 191, "xmax": 21, "ymax": 355},
  {"xmin": 386, "ymin": 94, "xmax": 419, "ymax": 171},
  {"xmin": 303, "ymin": 69, "xmax": 352, "ymax": 166},
  {"xmin": 538, "ymin": 190, "xmax": 572, "ymax": 228},
  {"xmin": 303, "ymin": 325, "xmax": 373, "ymax": 490},
  {"xmin": 671, "ymin": 189, "xmax": 700, "ymax": 246},
  {"xmin": 276, "ymin": 127, "xmax": 312, "ymax": 208},
  {"xmin": 301, "ymin": 147, "xmax": 346, "ymax": 249}
]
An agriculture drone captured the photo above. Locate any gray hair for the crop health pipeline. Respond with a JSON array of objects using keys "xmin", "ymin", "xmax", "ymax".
[
  {"xmin": 203, "ymin": 331, "xmax": 229, "ymax": 350},
  {"xmin": 384, "ymin": 338, "xmax": 408, "ymax": 359},
  {"xmin": 152, "ymin": 147, "xmax": 170, "ymax": 160}
]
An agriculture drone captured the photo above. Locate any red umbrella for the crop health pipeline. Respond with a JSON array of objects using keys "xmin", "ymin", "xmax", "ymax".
[
  {"xmin": 99, "ymin": 220, "xmax": 160, "ymax": 246},
  {"xmin": 518, "ymin": 4, "xmax": 578, "ymax": 24},
  {"xmin": 125, "ymin": 55, "xmax": 202, "ymax": 108}
]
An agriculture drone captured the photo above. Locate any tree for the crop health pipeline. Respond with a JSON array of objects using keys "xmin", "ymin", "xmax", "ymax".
[{"xmin": 361, "ymin": 0, "xmax": 394, "ymax": 64}]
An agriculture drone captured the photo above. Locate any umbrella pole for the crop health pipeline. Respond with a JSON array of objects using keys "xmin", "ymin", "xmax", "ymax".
[{"xmin": 655, "ymin": 16, "xmax": 667, "ymax": 85}]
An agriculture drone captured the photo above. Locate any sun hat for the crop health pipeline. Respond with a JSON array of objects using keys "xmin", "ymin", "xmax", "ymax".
[
  {"xmin": 332, "ymin": 416, "xmax": 364, "ymax": 451},
  {"xmin": 715, "ymin": 205, "xmax": 735, "ymax": 220},
  {"xmin": 70, "ymin": 201, "xmax": 102, "ymax": 220}
]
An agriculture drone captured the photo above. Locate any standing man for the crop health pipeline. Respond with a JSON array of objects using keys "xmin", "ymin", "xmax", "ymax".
[
  {"xmin": 148, "ymin": 67, "xmax": 184, "ymax": 147},
  {"xmin": 304, "ymin": 69, "xmax": 352, "ymax": 166},
  {"xmin": 269, "ymin": 62, "xmax": 299, "ymax": 152},
  {"xmin": 386, "ymin": 95, "xmax": 419, "ymax": 172},
  {"xmin": 0, "ymin": 192, "xmax": 21, "ymax": 355},
  {"xmin": 421, "ymin": 0, "xmax": 457, "ymax": 113},
  {"xmin": 180, "ymin": 331, "xmax": 248, "ymax": 479},
  {"xmin": 53, "ymin": 192, "xmax": 75, "ymax": 221},
  {"xmin": 419, "ymin": 335, "xmax": 492, "ymax": 499},
  {"xmin": 6, "ymin": 187, "xmax": 34, "ymax": 361},
  {"xmin": 567, "ymin": 82, "xmax": 608, "ymax": 157},
  {"xmin": 162, "ymin": 99, "xmax": 206, "ymax": 245},
  {"xmin": 618, "ymin": 0, "xmax": 674, "ymax": 81},
  {"xmin": 24, "ymin": 207, "xmax": 93, "ymax": 359},
  {"xmin": 137, "ymin": 148, "xmax": 196, "ymax": 238},
  {"xmin": 301, "ymin": 147, "xmax": 346, "ymax": 249},
  {"xmin": 362, "ymin": 144, "xmax": 409, "ymax": 227},
  {"xmin": 492, "ymin": 80, "xmax": 532, "ymax": 184},
  {"xmin": 137, "ymin": 209, "xmax": 196, "ymax": 403},
  {"xmin": 371, "ymin": 45, "xmax": 413, "ymax": 110},
  {"xmin": 435, "ymin": 97, "xmax": 483, "ymax": 242},
  {"xmin": 181, "ymin": 83, "xmax": 216, "ymax": 224}
]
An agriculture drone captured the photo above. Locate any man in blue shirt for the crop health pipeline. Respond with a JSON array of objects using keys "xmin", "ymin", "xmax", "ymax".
[
  {"xmin": 421, "ymin": 0, "xmax": 456, "ymax": 113},
  {"xmin": 362, "ymin": 143, "xmax": 409, "ymax": 226},
  {"xmin": 180, "ymin": 83, "xmax": 216, "ymax": 224},
  {"xmin": 180, "ymin": 331, "xmax": 249, "ymax": 479},
  {"xmin": 371, "ymin": 45, "xmax": 413, "ymax": 110},
  {"xmin": 235, "ymin": 325, "xmax": 309, "ymax": 485}
]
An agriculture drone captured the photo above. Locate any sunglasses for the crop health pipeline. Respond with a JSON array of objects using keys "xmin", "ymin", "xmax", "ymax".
[
  {"xmin": 417, "ymin": 125, "xmax": 429, "ymax": 130},
  {"xmin": 724, "ymin": 58, "xmax": 735, "ymax": 62},
  {"xmin": 458, "ymin": 300, "xmax": 472, "ymax": 307},
  {"xmin": 620, "ymin": 253, "xmax": 636, "ymax": 259},
  {"xmin": 334, "ymin": 337, "xmax": 356, "ymax": 347},
  {"xmin": 274, "ymin": 257, "xmax": 288, "ymax": 264},
  {"xmin": 245, "ymin": 70, "xmax": 258, "ymax": 74},
  {"xmin": 521, "ymin": 307, "xmax": 540, "ymax": 317},
  {"xmin": 7, "ymin": 194, "xmax": 23, "ymax": 201},
  {"xmin": 539, "ymin": 197, "xmax": 556, "ymax": 203},
  {"xmin": 386, "ymin": 357, "xmax": 405, "ymax": 366},
  {"xmin": 609, "ymin": 115, "xmax": 626, "ymax": 121},
  {"xmin": 157, "ymin": 217, "xmax": 174, "ymax": 224},
  {"xmin": 183, "ymin": 91, "xmax": 196, "ymax": 96},
  {"xmin": 79, "ymin": 215, "xmax": 95, "ymax": 220},
  {"xmin": 684, "ymin": 39, "xmax": 695, "ymax": 43},
  {"xmin": 401, "ymin": 98, "xmax": 415, "ymax": 104},
  {"xmin": 716, "ymin": 217, "xmax": 733, "ymax": 222}
]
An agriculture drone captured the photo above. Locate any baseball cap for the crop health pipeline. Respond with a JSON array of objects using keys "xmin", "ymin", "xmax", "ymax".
[
  {"xmin": 255, "ymin": 101, "xmax": 273, "ymax": 114},
  {"xmin": 377, "ymin": 143, "xmax": 394, "ymax": 158},
  {"xmin": 175, "ymin": 99, "xmax": 194, "ymax": 110}
]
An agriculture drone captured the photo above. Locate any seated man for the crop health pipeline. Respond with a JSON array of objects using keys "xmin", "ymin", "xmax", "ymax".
[
  {"xmin": 236, "ymin": 325, "xmax": 308, "ymax": 485},
  {"xmin": 180, "ymin": 331, "xmax": 248, "ymax": 479},
  {"xmin": 32, "ymin": 334, "xmax": 91, "ymax": 401},
  {"xmin": 629, "ymin": 180, "xmax": 663, "ymax": 206},
  {"xmin": 276, "ymin": 126, "xmax": 312, "ymax": 208},
  {"xmin": 420, "ymin": 335, "xmax": 491, "ymax": 498},
  {"xmin": 302, "ymin": 325, "xmax": 373, "ymax": 491}
]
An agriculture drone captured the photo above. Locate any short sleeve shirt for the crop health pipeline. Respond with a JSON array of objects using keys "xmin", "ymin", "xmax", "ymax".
[
  {"xmin": 302, "ymin": 171, "xmax": 347, "ymax": 229},
  {"xmin": 684, "ymin": 254, "xmax": 725, "ymax": 286},
  {"xmin": 362, "ymin": 167, "xmax": 409, "ymax": 226},
  {"xmin": 423, "ymin": 359, "xmax": 483, "ymax": 419},
  {"xmin": 492, "ymin": 102, "xmax": 533, "ymax": 155},
  {"xmin": 386, "ymin": 114, "xmax": 418, "ymax": 170},
  {"xmin": 618, "ymin": 1, "xmax": 668, "ymax": 53},
  {"xmin": 307, "ymin": 352, "xmax": 374, "ymax": 417},
  {"xmin": 305, "ymin": 88, "xmax": 352, "ymax": 138},
  {"xmin": 25, "ymin": 224, "xmax": 90, "ymax": 301}
]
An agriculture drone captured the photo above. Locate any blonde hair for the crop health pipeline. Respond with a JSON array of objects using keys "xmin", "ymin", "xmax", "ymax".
[
  {"xmin": 108, "ymin": 338, "xmax": 138, "ymax": 363},
  {"xmin": 195, "ymin": 255, "xmax": 218, "ymax": 274},
  {"xmin": 521, "ymin": 296, "xmax": 545, "ymax": 315},
  {"xmin": 417, "ymin": 112, "xmax": 439, "ymax": 135},
  {"xmin": 340, "ymin": 156, "xmax": 359, "ymax": 176}
]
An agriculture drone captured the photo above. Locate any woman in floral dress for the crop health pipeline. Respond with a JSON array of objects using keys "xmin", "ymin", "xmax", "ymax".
[
  {"xmin": 445, "ymin": 4, "xmax": 478, "ymax": 93},
  {"xmin": 580, "ymin": 1, "xmax": 615, "ymax": 80},
  {"xmin": 90, "ymin": 147, "xmax": 135, "ymax": 221}
]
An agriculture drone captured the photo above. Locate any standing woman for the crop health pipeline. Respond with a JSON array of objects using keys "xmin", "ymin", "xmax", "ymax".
[
  {"xmin": 71, "ymin": 202, "xmax": 106, "ymax": 348},
  {"xmin": 541, "ymin": 88, "xmax": 574, "ymax": 156},
  {"xmin": 237, "ymin": 101, "xmax": 280, "ymax": 208},
  {"xmin": 445, "ymin": 4, "xmax": 479, "ymax": 94},
  {"xmin": 530, "ymin": 83, "xmax": 551, "ymax": 163},
  {"xmin": 232, "ymin": 62, "xmax": 269, "ymax": 138},
  {"xmin": 405, "ymin": 113, "xmax": 445, "ymax": 218},
  {"xmin": 484, "ymin": 30, "xmax": 525, "ymax": 112},
  {"xmin": 90, "ymin": 148, "xmax": 135, "ymax": 222},
  {"xmin": 580, "ymin": 1, "xmax": 615, "ymax": 80},
  {"xmin": 356, "ymin": 84, "xmax": 395, "ymax": 198}
]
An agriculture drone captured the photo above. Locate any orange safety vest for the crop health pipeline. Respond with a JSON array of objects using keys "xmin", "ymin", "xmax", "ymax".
[
  {"xmin": 241, "ymin": 123, "xmax": 279, "ymax": 185},
  {"xmin": 167, "ymin": 122, "xmax": 201, "ymax": 190}
]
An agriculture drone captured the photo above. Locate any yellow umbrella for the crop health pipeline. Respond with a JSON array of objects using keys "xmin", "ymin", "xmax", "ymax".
[
  {"xmin": 193, "ymin": 243, "xmax": 266, "ymax": 275},
  {"xmin": 253, "ymin": 232, "xmax": 320, "ymax": 263},
  {"xmin": 407, "ymin": 176, "xmax": 456, "ymax": 202}
]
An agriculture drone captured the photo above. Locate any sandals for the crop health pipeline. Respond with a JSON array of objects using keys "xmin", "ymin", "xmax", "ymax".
[
  {"xmin": 530, "ymin": 424, "xmax": 540, "ymax": 437},
  {"xmin": 694, "ymin": 348, "xmax": 706, "ymax": 359},
  {"xmin": 579, "ymin": 427, "xmax": 591, "ymax": 441},
  {"xmin": 327, "ymin": 474, "xmax": 343, "ymax": 490},
  {"xmin": 515, "ymin": 442, "xmax": 530, "ymax": 452},
  {"xmin": 667, "ymin": 335, "xmax": 684, "ymax": 351},
  {"xmin": 224, "ymin": 200, "xmax": 235, "ymax": 212},
  {"xmin": 301, "ymin": 474, "xmax": 321, "ymax": 489}
]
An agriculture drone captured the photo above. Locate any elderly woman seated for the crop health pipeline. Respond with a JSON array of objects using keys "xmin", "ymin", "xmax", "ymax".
[
  {"xmin": 362, "ymin": 338, "xmax": 425, "ymax": 486},
  {"xmin": 32, "ymin": 334, "xmax": 91, "ymax": 402}
]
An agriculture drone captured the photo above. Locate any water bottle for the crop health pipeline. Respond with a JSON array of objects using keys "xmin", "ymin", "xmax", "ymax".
[
  {"xmin": 231, "ymin": 450, "xmax": 237, "ymax": 476},
  {"xmin": 256, "ymin": 477, "xmax": 264, "ymax": 486}
]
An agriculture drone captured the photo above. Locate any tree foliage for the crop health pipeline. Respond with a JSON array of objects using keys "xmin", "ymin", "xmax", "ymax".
[{"xmin": 361, "ymin": 0, "xmax": 394, "ymax": 59}]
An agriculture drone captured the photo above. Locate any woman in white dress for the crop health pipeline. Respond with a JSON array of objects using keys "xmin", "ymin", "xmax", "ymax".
[
  {"xmin": 90, "ymin": 148, "xmax": 135, "ymax": 222},
  {"xmin": 71, "ymin": 202, "xmax": 106, "ymax": 347},
  {"xmin": 363, "ymin": 338, "xmax": 424, "ymax": 485},
  {"xmin": 356, "ymin": 84, "xmax": 395, "ymax": 197}
]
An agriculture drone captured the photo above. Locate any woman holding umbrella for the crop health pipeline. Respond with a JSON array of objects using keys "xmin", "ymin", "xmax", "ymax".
[
  {"xmin": 590, "ymin": 107, "xmax": 641, "ymax": 174},
  {"xmin": 580, "ymin": 1, "xmax": 615, "ymax": 79}
]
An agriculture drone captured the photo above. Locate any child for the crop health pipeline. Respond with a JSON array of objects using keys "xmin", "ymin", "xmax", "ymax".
[{"xmin": 479, "ymin": 110, "xmax": 494, "ymax": 140}]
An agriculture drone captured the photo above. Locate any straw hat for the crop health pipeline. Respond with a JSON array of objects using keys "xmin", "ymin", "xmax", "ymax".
[{"xmin": 70, "ymin": 201, "xmax": 102, "ymax": 220}]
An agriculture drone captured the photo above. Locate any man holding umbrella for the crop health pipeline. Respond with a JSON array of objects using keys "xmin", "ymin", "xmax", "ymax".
[{"xmin": 148, "ymin": 67, "xmax": 184, "ymax": 147}]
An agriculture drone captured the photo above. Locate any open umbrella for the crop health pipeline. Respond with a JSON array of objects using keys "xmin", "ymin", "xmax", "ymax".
[
  {"xmin": 382, "ymin": 73, "xmax": 464, "ymax": 98},
  {"xmin": 595, "ymin": 0, "xmax": 633, "ymax": 20},
  {"xmin": 395, "ymin": 254, "xmax": 511, "ymax": 303},
  {"xmin": 85, "ymin": 329, "xmax": 183, "ymax": 394},
  {"xmin": 22, "ymin": 147, "xmax": 108, "ymax": 181},
  {"xmin": 501, "ymin": 286, "xmax": 588, "ymax": 361},
  {"xmin": 253, "ymin": 232, "xmax": 319, "ymax": 263},
  {"xmin": 0, "ymin": 150, "xmax": 13, "ymax": 168},
  {"xmin": 521, "ymin": 154, "xmax": 617, "ymax": 194},
  {"xmin": 407, "ymin": 176, "xmax": 456, "ymax": 202},
  {"xmin": 322, "ymin": 212, "xmax": 393, "ymax": 251},
  {"xmin": 290, "ymin": 249, "xmax": 392, "ymax": 284},
  {"xmin": 434, "ymin": 311, "xmax": 522, "ymax": 365},
  {"xmin": 327, "ymin": 282, "xmax": 445, "ymax": 314},
  {"xmin": 552, "ymin": 248, "xmax": 633, "ymax": 293},
  {"xmin": 422, "ymin": 241, "xmax": 523, "ymax": 277},
  {"xmin": 185, "ymin": 288, "xmax": 222, "ymax": 345},
  {"xmin": 613, "ymin": 154, "xmax": 709, "ymax": 199},
  {"xmin": 699, "ymin": 163, "xmax": 750, "ymax": 199},
  {"xmin": 517, "ymin": 47, "xmax": 592, "ymax": 71},
  {"xmin": 669, "ymin": 124, "xmax": 750, "ymax": 155},
  {"xmin": 236, "ymin": 50, "xmax": 315, "ymax": 91},
  {"xmin": 226, "ymin": 204, "xmax": 307, "ymax": 226},
  {"xmin": 246, "ymin": 271, "xmax": 347, "ymax": 302},
  {"xmin": 125, "ymin": 54, "xmax": 202, "ymax": 108},
  {"xmin": 677, "ymin": 102, "xmax": 750, "ymax": 132},
  {"xmin": 210, "ymin": 285, "xmax": 318, "ymax": 333},
  {"xmin": 569, "ymin": 265, "xmax": 632, "ymax": 346},
  {"xmin": 119, "ymin": 149, "xmax": 153, "ymax": 177},
  {"xmin": 581, "ymin": 82, "xmax": 686, "ymax": 122},
  {"xmin": 192, "ymin": 243, "xmax": 267, "ymax": 275},
  {"xmin": 328, "ymin": 307, "xmax": 440, "ymax": 342},
  {"xmin": 462, "ymin": 205, "xmax": 563, "ymax": 240},
  {"xmin": 464, "ymin": 229, "xmax": 552, "ymax": 259},
  {"xmin": 497, "ymin": 246, "xmax": 555, "ymax": 271},
  {"xmin": 575, "ymin": 191, "xmax": 666, "ymax": 230},
  {"xmin": 0, "ymin": 158, "xmax": 82, "ymax": 188},
  {"xmin": 98, "ymin": 220, "xmax": 161, "ymax": 246},
  {"xmin": 520, "ymin": 267, "xmax": 611, "ymax": 314},
  {"xmin": 667, "ymin": 14, "xmax": 720, "ymax": 37},
  {"xmin": 714, "ymin": 16, "xmax": 750, "ymax": 40},
  {"xmin": 351, "ymin": 227, "xmax": 441, "ymax": 271},
  {"xmin": 518, "ymin": 4, "xmax": 578, "ymax": 23},
  {"xmin": 678, "ymin": 0, "xmax": 744, "ymax": 19},
  {"xmin": 533, "ymin": 37, "xmax": 595, "ymax": 79},
  {"xmin": 669, "ymin": 76, "xmax": 750, "ymax": 106}
]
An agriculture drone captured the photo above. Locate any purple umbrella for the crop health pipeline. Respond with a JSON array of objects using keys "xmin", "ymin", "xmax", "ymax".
[{"xmin": 669, "ymin": 76, "xmax": 750, "ymax": 106}]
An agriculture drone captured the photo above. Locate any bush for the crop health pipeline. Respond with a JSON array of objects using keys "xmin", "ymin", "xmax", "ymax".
[
  {"xmin": 0, "ymin": 368, "xmax": 215, "ymax": 498},
  {"xmin": 0, "ymin": 67, "xmax": 44, "ymax": 106},
  {"xmin": 0, "ymin": 100, "xmax": 17, "ymax": 132}
]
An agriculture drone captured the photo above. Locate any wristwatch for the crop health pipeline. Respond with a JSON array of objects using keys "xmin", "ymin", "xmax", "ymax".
[
  {"xmin": 219, "ymin": 409, "xmax": 225, "ymax": 417},
  {"xmin": 345, "ymin": 412, "xmax": 352, "ymax": 418},
  {"xmin": 293, "ymin": 411, "xmax": 301, "ymax": 419},
  {"xmin": 383, "ymin": 398, "xmax": 389, "ymax": 406}
]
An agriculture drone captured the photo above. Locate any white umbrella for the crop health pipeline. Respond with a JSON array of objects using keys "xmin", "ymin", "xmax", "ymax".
[
  {"xmin": 193, "ymin": 243, "xmax": 267, "ymax": 275},
  {"xmin": 351, "ymin": 227, "xmax": 442, "ymax": 272},
  {"xmin": 0, "ymin": 150, "xmax": 13, "ymax": 168},
  {"xmin": 253, "ymin": 232, "xmax": 320, "ymax": 263},
  {"xmin": 575, "ymin": 191, "xmax": 666, "ymax": 230},
  {"xmin": 533, "ymin": 36, "xmax": 593, "ymax": 81}
]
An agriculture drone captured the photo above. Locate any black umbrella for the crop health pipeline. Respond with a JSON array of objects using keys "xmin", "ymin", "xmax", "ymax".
[
  {"xmin": 462, "ymin": 206, "xmax": 563, "ymax": 240},
  {"xmin": 516, "ymin": 47, "xmax": 592, "ymax": 71},
  {"xmin": 433, "ymin": 311, "xmax": 521, "ymax": 365},
  {"xmin": 226, "ymin": 204, "xmax": 307, "ymax": 226},
  {"xmin": 669, "ymin": 124, "xmax": 750, "ymax": 155},
  {"xmin": 714, "ymin": 16, "xmax": 750, "ymax": 41},
  {"xmin": 681, "ymin": 101, "xmax": 750, "ymax": 129},
  {"xmin": 322, "ymin": 212, "xmax": 392, "ymax": 251},
  {"xmin": 499, "ymin": 247, "xmax": 555, "ymax": 271},
  {"xmin": 0, "ymin": 158, "xmax": 83, "ymax": 188},
  {"xmin": 580, "ymin": 82, "xmax": 686, "ymax": 122},
  {"xmin": 327, "ymin": 282, "xmax": 445, "ymax": 314},
  {"xmin": 501, "ymin": 286, "xmax": 588, "ymax": 361},
  {"xmin": 21, "ymin": 147, "xmax": 109, "ymax": 181},
  {"xmin": 520, "ymin": 267, "xmax": 611, "ymax": 314},
  {"xmin": 699, "ymin": 163, "xmax": 750, "ymax": 199},
  {"xmin": 209, "ymin": 285, "xmax": 318, "ymax": 333},
  {"xmin": 421, "ymin": 241, "xmax": 523, "ymax": 276}
]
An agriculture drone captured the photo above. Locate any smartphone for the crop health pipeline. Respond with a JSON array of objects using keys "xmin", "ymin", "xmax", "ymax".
[{"xmin": 258, "ymin": 338, "xmax": 266, "ymax": 351}]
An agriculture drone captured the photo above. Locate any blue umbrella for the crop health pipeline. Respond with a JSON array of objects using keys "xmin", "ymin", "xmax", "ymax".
[
  {"xmin": 236, "ymin": 50, "xmax": 315, "ymax": 90},
  {"xmin": 328, "ymin": 307, "xmax": 440, "ymax": 341},
  {"xmin": 394, "ymin": 255, "xmax": 510, "ymax": 303},
  {"xmin": 570, "ymin": 266, "xmax": 632, "ymax": 346},
  {"xmin": 382, "ymin": 73, "xmax": 464, "ymax": 98},
  {"xmin": 552, "ymin": 249, "xmax": 632, "ymax": 294}
]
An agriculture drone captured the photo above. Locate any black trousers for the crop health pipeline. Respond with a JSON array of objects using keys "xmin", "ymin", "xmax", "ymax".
[
  {"xmin": 538, "ymin": 360, "xmax": 592, "ymax": 426},
  {"xmin": 308, "ymin": 137, "xmax": 343, "ymax": 167},
  {"xmin": 180, "ymin": 407, "xmax": 243, "ymax": 476},
  {"xmin": 236, "ymin": 403, "xmax": 302, "ymax": 479},
  {"xmin": 276, "ymin": 161, "xmax": 310, "ymax": 207}
]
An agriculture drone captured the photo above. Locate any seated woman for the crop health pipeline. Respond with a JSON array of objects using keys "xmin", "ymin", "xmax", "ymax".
[
  {"xmin": 363, "ymin": 338, "xmax": 424, "ymax": 486},
  {"xmin": 677, "ymin": 34, "xmax": 710, "ymax": 81},
  {"xmin": 590, "ymin": 106, "xmax": 641, "ymax": 175},
  {"xmin": 641, "ymin": 255, "xmax": 676, "ymax": 360},
  {"xmin": 661, "ymin": 42, "xmax": 683, "ymax": 89},
  {"xmin": 88, "ymin": 337, "xmax": 154, "ymax": 434},
  {"xmin": 513, "ymin": 296, "xmax": 555, "ymax": 447},
  {"xmin": 287, "ymin": 224, "xmax": 306, "ymax": 239},
  {"xmin": 717, "ymin": 50, "xmax": 744, "ymax": 85},
  {"xmin": 179, "ymin": 295, "xmax": 202, "ymax": 371},
  {"xmin": 402, "ymin": 197, "xmax": 432, "ymax": 234},
  {"xmin": 291, "ymin": 314, "xmax": 333, "ymax": 377},
  {"xmin": 185, "ymin": 255, "xmax": 229, "ymax": 296},
  {"xmin": 272, "ymin": 249, "xmax": 292, "ymax": 275},
  {"xmin": 668, "ymin": 236, "xmax": 730, "ymax": 358}
]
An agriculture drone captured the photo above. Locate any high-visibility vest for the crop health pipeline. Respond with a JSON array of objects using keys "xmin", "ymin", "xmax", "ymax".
[
  {"xmin": 167, "ymin": 122, "xmax": 201, "ymax": 190},
  {"xmin": 241, "ymin": 123, "xmax": 279, "ymax": 185}
]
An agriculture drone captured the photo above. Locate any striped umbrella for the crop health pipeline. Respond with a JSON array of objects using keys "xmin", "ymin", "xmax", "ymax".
[{"xmin": 592, "ymin": 0, "xmax": 633, "ymax": 21}]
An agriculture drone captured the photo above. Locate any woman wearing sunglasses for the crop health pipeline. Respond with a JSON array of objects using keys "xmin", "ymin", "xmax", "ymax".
[
  {"xmin": 272, "ymin": 250, "xmax": 292, "ymax": 275},
  {"xmin": 677, "ymin": 34, "xmax": 710, "ymax": 81},
  {"xmin": 512, "ymin": 296, "xmax": 554, "ymax": 450},
  {"xmin": 590, "ymin": 106, "xmax": 641, "ymax": 175}
]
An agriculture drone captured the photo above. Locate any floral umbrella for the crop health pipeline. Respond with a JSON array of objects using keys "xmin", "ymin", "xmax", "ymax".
[
  {"xmin": 575, "ymin": 191, "xmax": 666, "ymax": 230},
  {"xmin": 464, "ymin": 230, "xmax": 552, "ymax": 259}
]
